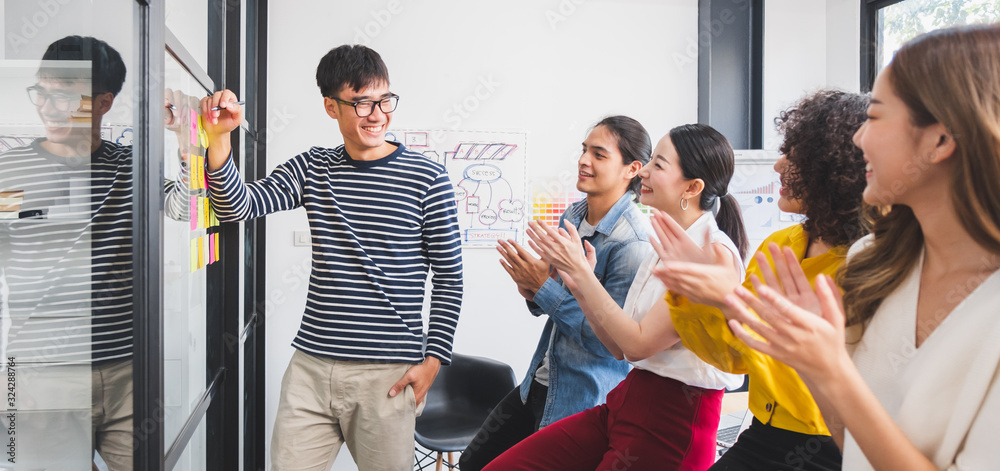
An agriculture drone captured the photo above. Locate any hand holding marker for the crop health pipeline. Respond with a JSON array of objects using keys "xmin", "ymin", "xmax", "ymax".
[{"xmin": 211, "ymin": 101, "xmax": 245, "ymax": 111}]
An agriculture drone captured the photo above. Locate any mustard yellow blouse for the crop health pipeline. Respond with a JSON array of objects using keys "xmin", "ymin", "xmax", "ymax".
[{"xmin": 667, "ymin": 224, "xmax": 846, "ymax": 436}]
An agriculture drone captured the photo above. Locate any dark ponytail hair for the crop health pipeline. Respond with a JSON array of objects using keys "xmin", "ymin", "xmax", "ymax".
[
  {"xmin": 593, "ymin": 116, "xmax": 652, "ymax": 199},
  {"xmin": 668, "ymin": 124, "xmax": 749, "ymax": 260}
]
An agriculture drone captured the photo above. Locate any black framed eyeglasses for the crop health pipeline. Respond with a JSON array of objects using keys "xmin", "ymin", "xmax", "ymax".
[
  {"xmin": 331, "ymin": 94, "xmax": 399, "ymax": 117},
  {"xmin": 26, "ymin": 85, "xmax": 82, "ymax": 112}
]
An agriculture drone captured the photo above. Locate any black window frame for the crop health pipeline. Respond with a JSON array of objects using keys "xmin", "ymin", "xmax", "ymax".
[
  {"xmin": 860, "ymin": 0, "xmax": 906, "ymax": 91},
  {"xmin": 132, "ymin": 0, "xmax": 267, "ymax": 469}
]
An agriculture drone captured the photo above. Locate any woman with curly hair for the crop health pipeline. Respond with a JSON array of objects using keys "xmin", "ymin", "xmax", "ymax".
[{"xmin": 650, "ymin": 89, "xmax": 870, "ymax": 470}]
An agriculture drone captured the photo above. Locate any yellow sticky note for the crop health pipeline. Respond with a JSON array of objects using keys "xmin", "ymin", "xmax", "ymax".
[
  {"xmin": 187, "ymin": 155, "xmax": 196, "ymax": 190},
  {"xmin": 214, "ymin": 233, "xmax": 220, "ymax": 261},
  {"xmin": 196, "ymin": 115, "xmax": 205, "ymax": 149},
  {"xmin": 197, "ymin": 115, "xmax": 210, "ymax": 149},
  {"xmin": 198, "ymin": 236, "xmax": 205, "ymax": 269},
  {"xmin": 190, "ymin": 238, "xmax": 198, "ymax": 272},
  {"xmin": 203, "ymin": 197, "xmax": 210, "ymax": 229},
  {"xmin": 196, "ymin": 155, "xmax": 205, "ymax": 190}
]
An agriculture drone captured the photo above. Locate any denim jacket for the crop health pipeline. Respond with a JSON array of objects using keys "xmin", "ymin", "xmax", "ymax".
[{"xmin": 521, "ymin": 192, "xmax": 654, "ymax": 427}]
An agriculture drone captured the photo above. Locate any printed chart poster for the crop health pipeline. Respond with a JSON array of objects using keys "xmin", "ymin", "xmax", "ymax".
[
  {"xmin": 731, "ymin": 150, "xmax": 805, "ymax": 253},
  {"xmin": 389, "ymin": 130, "xmax": 527, "ymax": 248}
]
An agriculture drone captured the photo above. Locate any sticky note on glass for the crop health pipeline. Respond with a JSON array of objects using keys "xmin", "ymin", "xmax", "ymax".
[
  {"xmin": 208, "ymin": 233, "xmax": 216, "ymax": 265},
  {"xmin": 190, "ymin": 196, "xmax": 198, "ymax": 231},
  {"xmin": 187, "ymin": 156, "xmax": 196, "ymax": 190},
  {"xmin": 201, "ymin": 155, "xmax": 209, "ymax": 188},
  {"xmin": 214, "ymin": 233, "xmax": 220, "ymax": 262},
  {"xmin": 191, "ymin": 155, "xmax": 199, "ymax": 190},
  {"xmin": 195, "ymin": 155, "xmax": 204, "ymax": 190},
  {"xmin": 203, "ymin": 197, "xmax": 210, "ymax": 229},
  {"xmin": 196, "ymin": 115, "xmax": 209, "ymax": 149},
  {"xmin": 209, "ymin": 203, "xmax": 218, "ymax": 227},
  {"xmin": 197, "ymin": 196, "xmax": 205, "ymax": 229},
  {"xmin": 190, "ymin": 109, "xmax": 198, "ymax": 146},
  {"xmin": 190, "ymin": 238, "xmax": 198, "ymax": 272}
]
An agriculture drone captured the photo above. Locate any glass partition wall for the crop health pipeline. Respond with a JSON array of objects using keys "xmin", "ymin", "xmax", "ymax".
[{"xmin": 0, "ymin": 1, "xmax": 266, "ymax": 469}]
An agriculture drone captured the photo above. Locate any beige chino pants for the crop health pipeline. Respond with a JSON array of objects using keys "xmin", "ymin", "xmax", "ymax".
[{"xmin": 270, "ymin": 350, "xmax": 421, "ymax": 471}]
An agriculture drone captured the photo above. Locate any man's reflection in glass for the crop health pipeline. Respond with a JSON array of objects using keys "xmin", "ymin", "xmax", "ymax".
[{"xmin": 0, "ymin": 35, "xmax": 186, "ymax": 470}]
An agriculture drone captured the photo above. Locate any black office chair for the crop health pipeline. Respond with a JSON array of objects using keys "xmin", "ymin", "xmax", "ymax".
[{"xmin": 413, "ymin": 353, "xmax": 517, "ymax": 471}]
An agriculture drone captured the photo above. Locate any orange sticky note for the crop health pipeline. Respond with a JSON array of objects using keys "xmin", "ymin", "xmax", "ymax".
[{"xmin": 214, "ymin": 233, "xmax": 220, "ymax": 262}]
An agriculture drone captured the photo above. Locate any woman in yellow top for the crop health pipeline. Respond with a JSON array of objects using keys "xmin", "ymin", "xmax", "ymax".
[{"xmin": 651, "ymin": 90, "xmax": 871, "ymax": 470}]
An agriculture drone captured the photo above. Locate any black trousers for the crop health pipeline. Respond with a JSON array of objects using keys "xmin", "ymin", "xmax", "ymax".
[
  {"xmin": 712, "ymin": 418, "xmax": 842, "ymax": 471},
  {"xmin": 458, "ymin": 380, "xmax": 548, "ymax": 471}
]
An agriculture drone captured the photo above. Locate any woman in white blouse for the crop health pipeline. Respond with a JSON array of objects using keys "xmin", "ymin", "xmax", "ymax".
[
  {"xmin": 724, "ymin": 24, "xmax": 1000, "ymax": 470},
  {"xmin": 484, "ymin": 124, "xmax": 747, "ymax": 470}
]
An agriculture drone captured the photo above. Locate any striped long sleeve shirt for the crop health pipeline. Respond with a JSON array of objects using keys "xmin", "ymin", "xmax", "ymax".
[
  {"xmin": 0, "ymin": 139, "xmax": 189, "ymax": 365},
  {"xmin": 208, "ymin": 143, "xmax": 463, "ymax": 364}
]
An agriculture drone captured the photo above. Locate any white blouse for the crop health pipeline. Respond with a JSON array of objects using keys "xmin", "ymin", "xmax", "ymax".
[
  {"xmin": 625, "ymin": 212, "xmax": 744, "ymax": 391},
  {"xmin": 843, "ymin": 237, "xmax": 1000, "ymax": 470}
]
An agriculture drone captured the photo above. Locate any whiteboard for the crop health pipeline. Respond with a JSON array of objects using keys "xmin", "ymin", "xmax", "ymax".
[{"xmin": 387, "ymin": 129, "xmax": 527, "ymax": 248}]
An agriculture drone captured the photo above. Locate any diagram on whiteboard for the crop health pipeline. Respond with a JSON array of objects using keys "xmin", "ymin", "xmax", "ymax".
[
  {"xmin": 388, "ymin": 130, "xmax": 527, "ymax": 248},
  {"xmin": 731, "ymin": 150, "xmax": 805, "ymax": 253}
]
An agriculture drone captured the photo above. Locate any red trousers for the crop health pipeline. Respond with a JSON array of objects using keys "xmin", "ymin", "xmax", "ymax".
[{"xmin": 482, "ymin": 368, "xmax": 723, "ymax": 471}]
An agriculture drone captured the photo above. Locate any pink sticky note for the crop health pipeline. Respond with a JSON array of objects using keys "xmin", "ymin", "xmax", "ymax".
[
  {"xmin": 190, "ymin": 109, "xmax": 198, "ymax": 146},
  {"xmin": 209, "ymin": 233, "xmax": 216, "ymax": 264},
  {"xmin": 201, "ymin": 155, "xmax": 208, "ymax": 189},
  {"xmin": 190, "ymin": 196, "xmax": 198, "ymax": 230}
]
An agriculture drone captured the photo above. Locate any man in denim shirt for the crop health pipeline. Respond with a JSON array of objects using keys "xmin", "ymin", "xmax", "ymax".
[{"xmin": 460, "ymin": 116, "xmax": 654, "ymax": 470}]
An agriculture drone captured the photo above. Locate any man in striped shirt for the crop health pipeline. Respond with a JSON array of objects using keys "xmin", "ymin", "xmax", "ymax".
[{"xmin": 201, "ymin": 45, "xmax": 464, "ymax": 470}]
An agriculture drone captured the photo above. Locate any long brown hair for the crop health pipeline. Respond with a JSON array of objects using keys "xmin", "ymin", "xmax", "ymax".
[{"xmin": 840, "ymin": 24, "xmax": 1000, "ymax": 332}]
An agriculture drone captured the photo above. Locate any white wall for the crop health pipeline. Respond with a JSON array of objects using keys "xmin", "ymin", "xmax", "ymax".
[
  {"xmin": 761, "ymin": 0, "xmax": 861, "ymax": 149},
  {"xmin": 265, "ymin": 1, "xmax": 698, "ymax": 469}
]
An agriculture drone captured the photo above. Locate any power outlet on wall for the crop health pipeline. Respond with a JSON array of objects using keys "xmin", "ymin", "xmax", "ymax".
[{"xmin": 293, "ymin": 231, "xmax": 310, "ymax": 247}]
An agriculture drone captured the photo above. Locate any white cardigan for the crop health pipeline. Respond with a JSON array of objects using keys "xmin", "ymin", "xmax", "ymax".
[
  {"xmin": 624, "ymin": 212, "xmax": 744, "ymax": 391},
  {"xmin": 844, "ymin": 238, "xmax": 1000, "ymax": 470}
]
